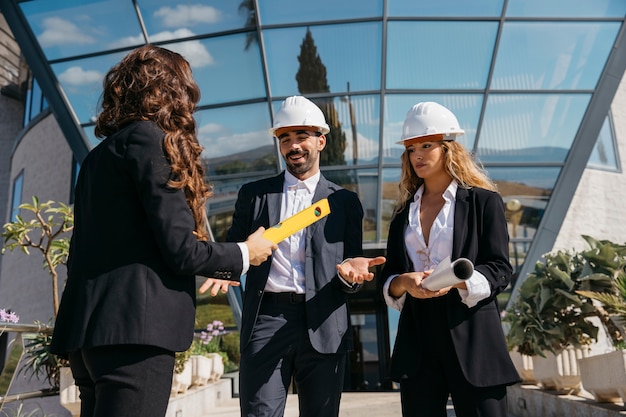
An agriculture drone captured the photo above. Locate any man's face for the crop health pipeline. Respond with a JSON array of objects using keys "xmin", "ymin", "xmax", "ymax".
[{"xmin": 276, "ymin": 127, "xmax": 326, "ymax": 180}]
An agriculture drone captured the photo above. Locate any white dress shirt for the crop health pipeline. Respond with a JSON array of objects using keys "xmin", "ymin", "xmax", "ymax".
[
  {"xmin": 265, "ymin": 171, "xmax": 320, "ymax": 293},
  {"xmin": 383, "ymin": 181, "xmax": 491, "ymax": 310}
]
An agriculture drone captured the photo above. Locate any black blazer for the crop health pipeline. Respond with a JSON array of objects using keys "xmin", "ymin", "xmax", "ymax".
[
  {"xmin": 51, "ymin": 121, "xmax": 243, "ymax": 355},
  {"xmin": 227, "ymin": 173, "xmax": 363, "ymax": 354},
  {"xmin": 382, "ymin": 186, "xmax": 520, "ymax": 387}
]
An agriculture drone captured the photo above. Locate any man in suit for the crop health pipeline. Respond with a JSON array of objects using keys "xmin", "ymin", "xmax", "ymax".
[{"xmin": 227, "ymin": 96, "xmax": 385, "ymax": 417}]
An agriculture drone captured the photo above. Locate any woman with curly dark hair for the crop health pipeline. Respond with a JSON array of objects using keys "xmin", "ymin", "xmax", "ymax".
[{"xmin": 50, "ymin": 45, "xmax": 275, "ymax": 417}]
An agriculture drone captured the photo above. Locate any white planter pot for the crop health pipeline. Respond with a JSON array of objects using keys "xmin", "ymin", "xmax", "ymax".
[
  {"xmin": 509, "ymin": 350, "xmax": 536, "ymax": 384},
  {"xmin": 208, "ymin": 353, "xmax": 224, "ymax": 382},
  {"xmin": 171, "ymin": 360, "xmax": 192, "ymax": 396},
  {"xmin": 579, "ymin": 350, "xmax": 626, "ymax": 403},
  {"xmin": 59, "ymin": 366, "xmax": 80, "ymax": 417},
  {"xmin": 190, "ymin": 355, "xmax": 213, "ymax": 387},
  {"xmin": 532, "ymin": 346, "xmax": 589, "ymax": 393}
]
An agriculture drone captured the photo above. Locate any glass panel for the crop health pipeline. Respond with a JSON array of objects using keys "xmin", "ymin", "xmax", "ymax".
[
  {"xmin": 0, "ymin": 333, "xmax": 25, "ymax": 404},
  {"xmin": 382, "ymin": 94, "xmax": 483, "ymax": 161},
  {"xmin": 489, "ymin": 165, "xmax": 556, "ymax": 236},
  {"xmin": 272, "ymin": 95, "xmax": 381, "ymax": 167},
  {"xmin": 263, "ymin": 23, "xmax": 382, "ymax": 96},
  {"xmin": 477, "ymin": 94, "xmax": 591, "ymax": 163},
  {"xmin": 588, "ymin": 115, "xmax": 620, "ymax": 171},
  {"xmin": 51, "ymin": 52, "xmax": 126, "ymax": 124},
  {"xmin": 380, "ymin": 168, "xmax": 402, "ymax": 242},
  {"xmin": 10, "ymin": 172, "xmax": 24, "ymax": 222},
  {"xmin": 21, "ymin": 0, "xmax": 143, "ymax": 61},
  {"xmin": 321, "ymin": 168, "xmax": 378, "ymax": 243},
  {"xmin": 388, "ymin": 0, "xmax": 504, "ymax": 17},
  {"xmin": 386, "ymin": 22, "xmax": 497, "ymax": 90},
  {"xmin": 196, "ymin": 103, "xmax": 277, "ymax": 177},
  {"xmin": 171, "ymin": 34, "xmax": 266, "ymax": 106},
  {"xmin": 491, "ymin": 22, "xmax": 621, "ymax": 90},
  {"xmin": 258, "ymin": 0, "xmax": 383, "ymax": 25},
  {"xmin": 138, "ymin": 0, "xmax": 254, "ymax": 37},
  {"xmin": 507, "ymin": 0, "xmax": 626, "ymax": 18}
]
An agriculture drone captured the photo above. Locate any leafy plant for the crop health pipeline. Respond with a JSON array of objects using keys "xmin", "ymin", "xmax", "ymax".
[
  {"xmin": 1, "ymin": 197, "xmax": 73, "ymax": 388},
  {"xmin": 2, "ymin": 197, "xmax": 73, "ymax": 318},
  {"xmin": 504, "ymin": 235, "xmax": 622, "ymax": 357},
  {"xmin": 173, "ymin": 349, "xmax": 192, "ymax": 375}
]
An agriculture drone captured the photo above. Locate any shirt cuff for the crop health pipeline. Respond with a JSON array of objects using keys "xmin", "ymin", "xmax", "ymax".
[
  {"xmin": 237, "ymin": 242, "xmax": 250, "ymax": 276},
  {"xmin": 383, "ymin": 274, "xmax": 406, "ymax": 311},
  {"xmin": 457, "ymin": 270, "xmax": 490, "ymax": 308}
]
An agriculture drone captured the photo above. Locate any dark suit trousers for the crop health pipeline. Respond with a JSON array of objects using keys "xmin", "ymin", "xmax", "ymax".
[
  {"xmin": 69, "ymin": 345, "xmax": 175, "ymax": 417},
  {"xmin": 398, "ymin": 300, "xmax": 508, "ymax": 417},
  {"xmin": 239, "ymin": 298, "xmax": 346, "ymax": 417}
]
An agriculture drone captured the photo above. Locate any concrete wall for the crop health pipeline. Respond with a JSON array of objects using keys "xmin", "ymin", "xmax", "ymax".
[{"xmin": 553, "ymin": 72, "xmax": 626, "ymax": 252}]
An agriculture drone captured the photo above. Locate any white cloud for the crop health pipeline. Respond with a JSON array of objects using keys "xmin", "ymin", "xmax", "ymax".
[
  {"xmin": 38, "ymin": 17, "xmax": 96, "ymax": 47},
  {"xmin": 154, "ymin": 4, "xmax": 222, "ymax": 28},
  {"xmin": 58, "ymin": 66, "xmax": 103, "ymax": 86},
  {"xmin": 109, "ymin": 29, "xmax": 214, "ymax": 68},
  {"xmin": 198, "ymin": 124, "xmax": 271, "ymax": 158}
]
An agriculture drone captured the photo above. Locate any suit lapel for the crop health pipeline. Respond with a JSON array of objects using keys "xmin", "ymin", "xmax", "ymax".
[
  {"xmin": 453, "ymin": 187, "xmax": 470, "ymax": 259},
  {"xmin": 267, "ymin": 173, "xmax": 285, "ymax": 227}
]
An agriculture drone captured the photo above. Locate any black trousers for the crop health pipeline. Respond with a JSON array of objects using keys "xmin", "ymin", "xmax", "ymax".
[
  {"xmin": 239, "ymin": 299, "xmax": 346, "ymax": 417},
  {"xmin": 69, "ymin": 344, "xmax": 175, "ymax": 417}
]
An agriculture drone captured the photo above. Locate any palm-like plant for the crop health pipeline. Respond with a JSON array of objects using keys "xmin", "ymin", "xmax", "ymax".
[{"xmin": 505, "ymin": 235, "xmax": 623, "ymax": 357}]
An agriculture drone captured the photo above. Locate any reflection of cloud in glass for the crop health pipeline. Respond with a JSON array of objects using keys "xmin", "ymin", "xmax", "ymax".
[
  {"xmin": 39, "ymin": 17, "xmax": 96, "ymax": 47},
  {"xmin": 198, "ymin": 122, "xmax": 269, "ymax": 158},
  {"xmin": 58, "ymin": 67, "xmax": 103, "ymax": 88},
  {"xmin": 109, "ymin": 29, "xmax": 214, "ymax": 68},
  {"xmin": 154, "ymin": 4, "xmax": 222, "ymax": 28}
]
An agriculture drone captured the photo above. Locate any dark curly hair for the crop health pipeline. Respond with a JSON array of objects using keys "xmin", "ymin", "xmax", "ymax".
[{"xmin": 95, "ymin": 44, "xmax": 211, "ymax": 241}]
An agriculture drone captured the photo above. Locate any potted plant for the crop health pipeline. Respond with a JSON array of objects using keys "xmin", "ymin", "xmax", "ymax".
[
  {"xmin": 2, "ymin": 197, "xmax": 74, "ymax": 413},
  {"xmin": 187, "ymin": 320, "xmax": 230, "ymax": 384},
  {"xmin": 504, "ymin": 236, "xmax": 618, "ymax": 392},
  {"xmin": 575, "ymin": 240, "xmax": 626, "ymax": 403},
  {"xmin": 171, "ymin": 349, "xmax": 192, "ymax": 396}
]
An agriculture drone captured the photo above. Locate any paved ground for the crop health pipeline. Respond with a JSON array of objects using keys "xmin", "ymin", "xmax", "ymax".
[{"xmin": 206, "ymin": 392, "xmax": 457, "ymax": 417}]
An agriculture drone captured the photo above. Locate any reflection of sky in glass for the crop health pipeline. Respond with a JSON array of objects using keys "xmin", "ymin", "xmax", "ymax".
[
  {"xmin": 263, "ymin": 23, "xmax": 382, "ymax": 96},
  {"xmin": 488, "ymin": 167, "xmax": 558, "ymax": 193},
  {"xmin": 588, "ymin": 116, "xmax": 619, "ymax": 171},
  {"xmin": 195, "ymin": 102, "xmax": 274, "ymax": 162},
  {"xmin": 507, "ymin": 0, "xmax": 626, "ymax": 17},
  {"xmin": 52, "ymin": 52, "xmax": 126, "ymax": 124},
  {"xmin": 259, "ymin": 0, "xmax": 383, "ymax": 25},
  {"xmin": 383, "ymin": 94, "xmax": 483, "ymax": 161},
  {"xmin": 386, "ymin": 21, "xmax": 497, "ymax": 90},
  {"xmin": 138, "ymin": 0, "xmax": 252, "ymax": 36},
  {"xmin": 272, "ymin": 95, "xmax": 382, "ymax": 165},
  {"xmin": 492, "ymin": 22, "xmax": 620, "ymax": 90},
  {"xmin": 21, "ymin": 0, "xmax": 142, "ymax": 60},
  {"xmin": 388, "ymin": 0, "xmax": 503, "ymax": 17},
  {"xmin": 166, "ymin": 35, "xmax": 266, "ymax": 105},
  {"xmin": 478, "ymin": 94, "xmax": 590, "ymax": 162}
]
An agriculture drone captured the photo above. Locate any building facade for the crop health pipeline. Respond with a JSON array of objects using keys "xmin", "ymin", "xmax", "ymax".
[{"xmin": 1, "ymin": 0, "xmax": 626, "ymax": 401}]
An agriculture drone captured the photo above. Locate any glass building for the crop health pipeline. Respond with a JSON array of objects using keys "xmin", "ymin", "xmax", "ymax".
[{"xmin": 1, "ymin": 0, "xmax": 626, "ymax": 391}]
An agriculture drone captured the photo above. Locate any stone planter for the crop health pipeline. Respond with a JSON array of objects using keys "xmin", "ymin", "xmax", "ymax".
[
  {"xmin": 579, "ymin": 350, "xmax": 626, "ymax": 403},
  {"xmin": 59, "ymin": 366, "xmax": 80, "ymax": 417},
  {"xmin": 509, "ymin": 350, "xmax": 536, "ymax": 384},
  {"xmin": 190, "ymin": 355, "xmax": 213, "ymax": 387},
  {"xmin": 171, "ymin": 360, "xmax": 192, "ymax": 396},
  {"xmin": 532, "ymin": 346, "xmax": 589, "ymax": 393},
  {"xmin": 208, "ymin": 352, "xmax": 224, "ymax": 382}
]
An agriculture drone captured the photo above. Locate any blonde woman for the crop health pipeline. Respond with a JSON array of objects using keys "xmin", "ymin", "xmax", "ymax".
[{"xmin": 382, "ymin": 102, "xmax": 520, "ymax": 417}]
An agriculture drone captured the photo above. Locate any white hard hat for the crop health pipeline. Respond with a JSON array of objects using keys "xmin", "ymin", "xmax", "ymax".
[
  {"xmin": 269, "ymin": 96, "xmax": 330, "ymax": 137},
  {"xmin": 397, "ymin": 101, "xmax": 464, "ymax": 145}
]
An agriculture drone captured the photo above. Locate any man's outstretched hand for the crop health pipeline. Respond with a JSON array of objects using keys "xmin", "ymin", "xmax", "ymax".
[{"xmin": 336, "ymin": 256, "xmax": 386, "ymax": 285}]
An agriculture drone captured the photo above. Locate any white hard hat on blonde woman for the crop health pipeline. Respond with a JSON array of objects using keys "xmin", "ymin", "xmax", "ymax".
[
  {"xmin": 269, "ymin": 96, "xmax": 330, "ymax": 137},
  {"xmin": 398, "ymin": 101, "xmax": 464, "ymax": 146}
]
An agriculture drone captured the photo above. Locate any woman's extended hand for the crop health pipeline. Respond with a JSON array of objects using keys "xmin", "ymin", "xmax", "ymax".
[{"xmin": 199, "ymin": 278, "xmax": 240, "ymax": 296}]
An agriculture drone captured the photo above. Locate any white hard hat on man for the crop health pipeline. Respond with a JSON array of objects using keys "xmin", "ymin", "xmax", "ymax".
[
  {"xmin": 398, "ymin": 101, "xmax": 464, "ymax": 146},
  {"xmin": 269, "ymin": 96, "xmax": 330, "ymax": 137}
]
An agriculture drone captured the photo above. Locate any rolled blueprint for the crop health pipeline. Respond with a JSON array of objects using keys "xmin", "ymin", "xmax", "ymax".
[{"xmin": 421, "ymin": 256, "xmax": 474, "ymax": 291}]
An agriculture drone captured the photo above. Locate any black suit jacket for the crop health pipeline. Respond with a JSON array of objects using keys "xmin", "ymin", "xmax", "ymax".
[
  {"xmin": 51, "ymin": 121, "xmax": 243, "ymax": 355},
  {"xmin": 227, "ymin": 173, "xmax": 363, "ymax": 354},
  {"xmin": 382, "ymin": 186, "xmax": 520, "ymax": 387}
]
